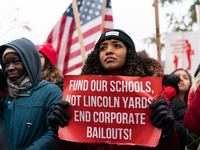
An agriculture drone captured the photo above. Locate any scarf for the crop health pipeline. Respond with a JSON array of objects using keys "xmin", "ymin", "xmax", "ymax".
[
  {"xmin": 7, "ymin": 73, "xmax": 32, "ymax": 98},
  {"xmin": 162, "ymin": 85, "xmax": 182, "ymax": 101}
]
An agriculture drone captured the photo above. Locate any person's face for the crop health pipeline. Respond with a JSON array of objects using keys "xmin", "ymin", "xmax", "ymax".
[
  {"xmin": 99, "ymin": 39, "xmax": 127, "ymax": 75},
  {"xmin": 4, "ymin": 53, "xmax": 26, "ymax": 81},
  {"xmin": 173, "ymin": 70, "xmax": 190, "ymax": 93},
  {"xmin": 39, "ymin": 52, "xmax": 45, "ymax": 71}
]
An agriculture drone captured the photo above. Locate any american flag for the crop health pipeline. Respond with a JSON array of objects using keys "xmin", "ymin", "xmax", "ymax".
[{"xmin": 45, "ymin": 0, "xmax": 113, "ymax": 75}]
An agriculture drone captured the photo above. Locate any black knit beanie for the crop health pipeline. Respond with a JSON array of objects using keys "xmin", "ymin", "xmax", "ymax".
[{"xmin": 95, "ymin": 29, "xmax": 136, "ymax": 51}]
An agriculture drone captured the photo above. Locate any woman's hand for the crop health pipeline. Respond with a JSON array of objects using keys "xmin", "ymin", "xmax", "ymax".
[
  {"xmin": 149, "ymin": 99, "xmax": 175, "ymax": 140},
  {"xmin": 48, "ymin": 101, "xmax": 71, "ymax": 137}
]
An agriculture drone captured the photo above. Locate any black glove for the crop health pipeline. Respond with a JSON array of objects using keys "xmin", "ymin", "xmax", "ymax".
[
  {"xmin": 149, "ymin": 99, "xmax": 175, "ymax": 140},
  {"xmin": 162, "ymin": 74, "xmax": 180, "ymax": 94},
  {"xmin": 48, "ymin": 101, "xmax": 71, "ymax": 137}
]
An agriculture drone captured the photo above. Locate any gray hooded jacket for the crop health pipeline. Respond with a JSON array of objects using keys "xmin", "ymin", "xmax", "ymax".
[{"xmin": 0, "ymin": 37, "xmax": 42, "ymax": 84}]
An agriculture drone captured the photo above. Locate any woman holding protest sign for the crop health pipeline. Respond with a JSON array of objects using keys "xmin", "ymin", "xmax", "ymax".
[
  {"xmin": 48, "ymin": 29, "xmax": 181, "ymax": 149},
  {"xmin": 183, "ymin": 73, "xmax": 200, "ymax": 150}
]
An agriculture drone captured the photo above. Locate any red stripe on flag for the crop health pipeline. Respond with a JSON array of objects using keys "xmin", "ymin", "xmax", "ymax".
[
  {"xmin": 66, "ymin": 62, "xmax": 83, "ymax": 73},
  {"xmin": 71, "ymin": 25, "xmax": 101, "ymax": 45},
  {"xmin": 105, "ymin": 15, "xmax": 113, "ymax": 21},
  {"xmin": 46, "ymin": 29, "xmax": 53, "ymax": 44}
]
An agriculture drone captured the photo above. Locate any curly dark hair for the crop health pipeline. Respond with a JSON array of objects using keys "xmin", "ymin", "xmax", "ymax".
[
  {"xmin": 140, "ymin": 57, "xmax": 164, "ymax": 77},
  {"xmin": 81, "ymin": 45, "xmax": 158, "ymax": 77},
  {"xmin": 42, "ymin": 57, "xmax": 63, "ymax": 84}
]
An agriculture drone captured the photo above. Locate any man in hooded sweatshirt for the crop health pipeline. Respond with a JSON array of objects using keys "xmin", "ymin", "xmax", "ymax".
[{"xmin": 0, "ymin": 37, "xmax": 62, "ymax": 150}]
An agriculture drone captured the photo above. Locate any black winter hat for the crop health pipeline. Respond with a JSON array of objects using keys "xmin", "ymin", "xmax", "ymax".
[{"xmin": 95, "ymin": 29, "xmax": 136, "ymax": 51}]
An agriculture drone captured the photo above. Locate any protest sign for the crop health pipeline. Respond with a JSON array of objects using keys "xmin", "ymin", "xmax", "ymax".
[
  {"xmin": 165, "ymin": 32, "xmax": 200, "ymax": 81},
  {"xmin": 59, "ymin": 75, "xmax": 162, "ymax": 147}
]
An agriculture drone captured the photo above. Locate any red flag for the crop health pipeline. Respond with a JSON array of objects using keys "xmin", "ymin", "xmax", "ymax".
[{"xmin": 44, "ymin": 0, "xmax": 113, "ymax": 75}]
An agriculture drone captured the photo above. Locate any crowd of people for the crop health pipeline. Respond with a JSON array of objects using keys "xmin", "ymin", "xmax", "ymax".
[{"xmin": 0, "ymin": 29, "xmax": 199, "ymax": 150}]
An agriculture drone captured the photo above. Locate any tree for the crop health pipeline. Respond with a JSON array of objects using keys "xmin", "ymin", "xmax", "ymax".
[
  {"xmin": 160, "ymin": 0, "xmax": 200, "ymax": 31},
  {"xmin": 143, "ymin": 0, "xmax": 200, "ymax": 48},
  {"xmin": 0, "ymin": 3, "xmax": 31, "ymax": 39}
]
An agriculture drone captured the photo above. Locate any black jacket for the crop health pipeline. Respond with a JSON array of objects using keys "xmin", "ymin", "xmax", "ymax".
[
  {"xmin": 56, "ymin": 78, "xmax": 64, "ymax": 91},
  {"xmin": 170, "ymin": 97, "xmax": 187, "ymax": 150}
]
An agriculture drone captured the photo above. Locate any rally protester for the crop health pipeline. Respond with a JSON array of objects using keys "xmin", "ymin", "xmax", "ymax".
[
  {"xmin": 186, "ymin": 64, "xmax": 200, "ymax": 107},
  {"xmin": 194, "ymin": 64, "xmax": 200, "ymax": 78},
  {"xmin": 171, "ymin": 68, "xmax": 192, "ymax": 106},
  {"xmin": 0, "ymin": 69, "xmax": 8, "ymax": 150},
  {"xmin": 187, "ymin": 64, "xmax": 200, "ymax": 107},
  {"xmin": 183, "ymin": 72, "xmax": 200, "ymax": 150},
  {"xmin": 48, "ymin": 29, "xmax": 181, "ymax": 149},
  {"xmin": 186, "ymin": 63, "xmax": 200, "ymax": 107},
  {"xmin": 161, "ymin": 74, "xmax": 187, "ymax": 150},
  {"xmin": 0, "ymin": 37, "xmax": 62, "ymax": 150},
  {"xmin": 36, "ymin": 43, "xmax": 63, "ymax": 91},
  {"xmin": 139, "ymin": 56, "xmax": 187, "ymax": 150},
  {"xmin": 0, "ymin": 68, "xmax": 8, "ymax": 118}
]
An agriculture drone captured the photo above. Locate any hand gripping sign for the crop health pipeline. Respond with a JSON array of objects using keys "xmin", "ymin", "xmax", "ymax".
[{"xmin": 59, "ymin": 75, "xmax": 162, "ymax": 147}]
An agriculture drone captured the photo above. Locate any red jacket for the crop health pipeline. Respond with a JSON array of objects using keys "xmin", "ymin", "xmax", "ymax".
[
  {"xmin": 183, "ymin": 85, "xmax": 200, "ymax": 136},
  {"xmin": 187, "ymin": 86, "xmax": 193, "ymax": 107}
]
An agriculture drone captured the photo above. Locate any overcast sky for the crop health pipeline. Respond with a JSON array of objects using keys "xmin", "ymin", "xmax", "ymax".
[{"xmin": 0, "ymin": 0, "xmax": 196, "ymax": 60}]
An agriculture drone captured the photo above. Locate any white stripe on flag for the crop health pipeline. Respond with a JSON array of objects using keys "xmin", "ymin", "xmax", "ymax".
[
  {"xmin": 52, "ymin": 17, "xmax": 62, "ymax": 51},
  {"xmin": 57, "ymin": 17, "xmax": 74, "ymax": 72}
]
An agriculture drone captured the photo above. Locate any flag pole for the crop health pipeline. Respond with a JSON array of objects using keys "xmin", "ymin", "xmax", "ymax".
[
  {"xmin": 72, "ymin": 0, "xmax": 86, "ymax": 65},
  {"xmin": 101, "ymin": 0, "xmax": 106, "ymax": 34},
  {"xmin": 154, "ymin": 0, "xmax": 162, "ymax": 65}
]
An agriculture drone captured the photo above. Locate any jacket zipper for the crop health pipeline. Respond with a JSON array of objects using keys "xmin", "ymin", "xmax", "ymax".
[{"xmin": 12, "ymin": 95, "xmax": 30, "ymax": 146}]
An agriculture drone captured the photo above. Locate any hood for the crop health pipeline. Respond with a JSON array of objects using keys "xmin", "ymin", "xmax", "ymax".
[{"xmin": 0, "ymin": 37, "xmax": 42, "ymax": 84}]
